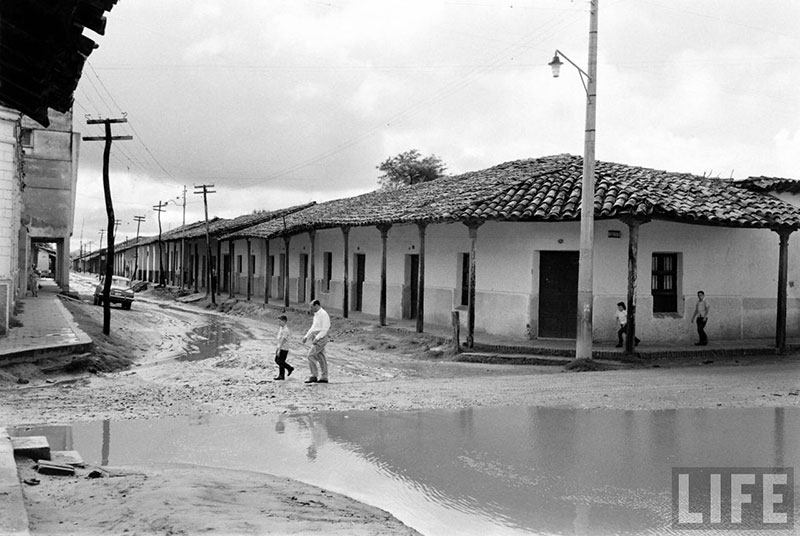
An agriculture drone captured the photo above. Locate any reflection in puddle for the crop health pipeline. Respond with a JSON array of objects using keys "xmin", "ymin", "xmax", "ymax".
[
  {"xmin": 179, "ymin": 318, "xmax": 245, "ymax": 361},
  {"xmin": 10, "ymin": 407, "xmax": 799, "ymax": 536}
]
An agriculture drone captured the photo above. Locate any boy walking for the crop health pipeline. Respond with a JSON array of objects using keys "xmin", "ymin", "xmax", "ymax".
[{"xmin": 274, "ymin": 314, "xmax": 294, "ymax": 380}]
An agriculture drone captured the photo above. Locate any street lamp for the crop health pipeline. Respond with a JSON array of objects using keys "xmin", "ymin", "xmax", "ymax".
[{"xmin": 550, "ymin": 0, "xmax": 599, "ymax": 361}]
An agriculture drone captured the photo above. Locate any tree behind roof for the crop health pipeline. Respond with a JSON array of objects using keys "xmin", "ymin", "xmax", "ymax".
[{"xmin": 377, "ymin": 149, "xmax": 447, "ymax": 190}]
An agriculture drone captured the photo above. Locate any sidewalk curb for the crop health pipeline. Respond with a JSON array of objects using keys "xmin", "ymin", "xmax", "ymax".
[{"xmin": 0, "ymin": 428, "xmax": 30, "ymax": 536}]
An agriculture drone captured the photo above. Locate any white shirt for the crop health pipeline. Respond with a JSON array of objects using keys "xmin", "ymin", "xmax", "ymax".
[
  {"xmin": 275, "ymin": 325, "xmax": 290, "ymax": 351},
  {"xmin": 305, "ymin": 307, "xmax": 331, "ymax": 341},
  {"xmin": 615, "ymin": 309, "xmax": 627, "ymax": 327}
]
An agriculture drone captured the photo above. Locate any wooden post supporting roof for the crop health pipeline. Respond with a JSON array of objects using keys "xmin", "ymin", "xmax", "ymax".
[
  {"xmin": 308, "ymin": 230, "xmax": 316, "ymax": 302},
  {"xmin": 342, "ymin": 226, "xmax": 350, "ymax": 318},
  {"xmin": 228, "ymin": 240, "xmax": 235, "ymax": 299},
  {"xmin": 623, "ymin": 217, "xmax": 648, "ymax": 354},
  {"xmin": 246, "ymin": 238, "xmax": 252, "ymax": 301},
  {"xmin": 465, "ymin": 221, "xmax": 482, "ymax": 348},
  {"xmin": 193, "ymin": 242, "xmax": 199, "ymax": 293},
  {"xmin": 215, "ymin": 239, "xmax": 221, "ymax": 297},
  {"xmin": 377, "ymin": 224, "xmax": 392, "ymax": 326},
  {"xmin": 283, "ymin": 235, "xmax": 291, "ymax": 307},
  {"xmin": 264, "ymin": 238, "xmax": 270, "ymax": 304},
  {"xmin": 417, "ymin": 223, "xmax": 427, "ymax": 333},
  {"xmin": 775, "ymin": 228, "xmax": 792, "ymax": 354}
]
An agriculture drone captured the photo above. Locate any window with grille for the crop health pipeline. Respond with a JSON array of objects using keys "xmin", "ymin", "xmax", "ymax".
[{"xmin": 652, "ymin": 253, "xmax": 678, "ymax": 313}]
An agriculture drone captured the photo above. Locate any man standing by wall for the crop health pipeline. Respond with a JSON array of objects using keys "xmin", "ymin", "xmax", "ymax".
[{"xmin": 302, "ymin": 299, "xmax": 331, "ymax": 383}]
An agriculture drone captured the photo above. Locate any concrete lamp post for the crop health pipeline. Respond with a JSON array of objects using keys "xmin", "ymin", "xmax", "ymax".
[{"xmin": 550, "ymin": 0, "xmax": 599, "ymax": 361}]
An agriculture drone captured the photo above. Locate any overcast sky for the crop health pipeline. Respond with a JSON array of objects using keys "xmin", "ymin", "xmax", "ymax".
[{"xmin": 70, "ymin": 0, "xmax": 800, "ymax": 252}]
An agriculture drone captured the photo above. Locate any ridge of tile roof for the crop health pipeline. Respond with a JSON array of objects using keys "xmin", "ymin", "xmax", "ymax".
[{"xmin": 736, "ymin": 177, "xmax": 800, "ymax": 195}]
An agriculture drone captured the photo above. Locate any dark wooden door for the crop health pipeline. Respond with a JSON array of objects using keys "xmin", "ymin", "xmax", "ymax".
[
  {"xmin": 354, "ymin": 254, "xmax": 366, "ymax": 311},
  {"xmin": 538, "ymin": 251, "xmax": 579, "ymax": 338},
  {"xmin": 222, "ymin": 255, "xmax": 230, "ymax": 292},
  {"xmin": 298, "ymin": 254, "xmax": 308, "ymax": 303},
  {"xmin": 403, "ymin": 254, "xmax": 419, "ymax": 319}
]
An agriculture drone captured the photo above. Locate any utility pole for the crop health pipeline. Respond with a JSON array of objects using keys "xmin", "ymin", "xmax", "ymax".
[
  {"xmin": 180, "ymin": 185, "xmax": 186, "ymax": 288},
  {"xmin": 166, "ymin": 187, "xmax": 188, "ymax": 288},
  {"xmin": 79, "ymin": 218, "xmax": 84, "ymax": 273},
  {"xmin": 153, "ymin": 201, "xmax": 166, "ymax": 287},
  {"xmin": 194, "ymin": 184, "xmax": 216, "ymax": 304},
  {"xmin": 83, "ymin": 117, "xmax": 132, "ymax": 336},
  {"xmin": 133, "ymin": 215, "xmax": 145, "ymax": 281},
  {"xmin": 98, "ymin": 229, "xmax": 105, "ymax": 277},
  {"xmin": 112, "ymin": 220, "xmax": 121, "ymax": 275}
]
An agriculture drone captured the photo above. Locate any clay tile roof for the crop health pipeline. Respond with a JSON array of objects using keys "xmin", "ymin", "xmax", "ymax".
[
  {"xmin": 217, "ymin": 203, "xmax": 317, "ymax": 240},
  {"xmin": 736, "ymin": 177, "xmax": 800, "ymax": 195},
  {"xmin": 219, "ymin": 155, "xmax": 800, "ymax": 237},
  {"xmin": 451, "ymin": 155, "xmax": 800, "ymax": 228}
]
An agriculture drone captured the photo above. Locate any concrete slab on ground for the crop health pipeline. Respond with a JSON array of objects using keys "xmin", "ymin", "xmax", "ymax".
[{"xmin": 0, "ymin": 428, "xmax": 31, "ymax": 536}]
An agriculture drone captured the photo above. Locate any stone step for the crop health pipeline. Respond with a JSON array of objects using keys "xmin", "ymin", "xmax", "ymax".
[{"xmin": 10, "ymin": 436, "xmax": 50, "ymax": 461}]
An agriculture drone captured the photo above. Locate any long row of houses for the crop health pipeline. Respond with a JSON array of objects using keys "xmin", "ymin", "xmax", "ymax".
[{"xmin": 76, "ymin": 154, "xmax": 800, "ymax": 350}]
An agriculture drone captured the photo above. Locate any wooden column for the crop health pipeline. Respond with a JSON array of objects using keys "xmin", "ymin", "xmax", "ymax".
[
  {"xmin": 264, "ymin": 238, "xmax": 270, "ymax": 304},
  {"xmin": 193, "ymin": 243, "xmax": 199, "ymax": 293},
  {"xmin": 377, "ymin": 224, "xmax": 392, "ymax": 326},
  {"xmin": 246, "ymin": 238, "xmax": 252, "ymax": 301},
  {"xmin": 283, "ymin": 235, "xmax": 291, "ymax": 307},
  {"xmin": 342, "ymin": 227, "xmax": 350, "ymax": 318},
  {"xmin": 465, "ymin": 222, "xmax": 481, "ymax": 348},
  {"xmin": 416, "ymin": 223, "xmax": 427, "ymax": 333},
  {"xmin": 308, "ymin": 230, "xmax": 316, "ymax": 301},
  {"xmin": 215, "ymin": 240, "xmax": 222, "ymax": 296},
  {"xmin": 775, "ymin": 228, "xmax": 792, "ymax": 354},
  {"xmin": 623, "ymin": 218, "xmax": 647, "ymax": 354},
  {"xmin": 228, "ymin": 240, "xmax": 235, "ymax": 299}
]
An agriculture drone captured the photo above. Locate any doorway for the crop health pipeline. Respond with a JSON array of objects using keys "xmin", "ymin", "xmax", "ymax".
[
  {"xmin": 298, "ymin": 253, "xmax": 308, "ymax": 303},
  {"xmin": 222, "ymin": 255, "xmax": 230, "ymax": 293},
  {"xmin": 538, "ymin": 251, "xmax": 579, "ymax": 338},
  {"xmin": 403, "ymin": 254, "xmax": 419, "ymax": 319},
  {"xmin": 354, "ymin": 253, "xmax": 366, "ymax": 311}
]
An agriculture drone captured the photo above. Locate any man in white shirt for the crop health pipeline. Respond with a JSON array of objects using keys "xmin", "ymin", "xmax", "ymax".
[{"xmin": 302, "ymin": 299, "xmax": 331, "ymax": 383}]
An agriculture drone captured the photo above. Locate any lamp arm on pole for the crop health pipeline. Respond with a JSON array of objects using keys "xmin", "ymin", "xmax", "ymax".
[{"xmin": 552, "ymin": 49, "xmax": 591, "ymax": 97}]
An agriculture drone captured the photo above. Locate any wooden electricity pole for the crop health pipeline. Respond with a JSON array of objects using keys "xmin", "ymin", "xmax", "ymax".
[
  {"xmin": 194, "ymin": 184, "xmax": 216, "ymax": 304},
  {"xmin": 153, "ymin": 201, "xmax": 166, "ymax": 287},
  {"xmin": 132, "ymin": 215, "xmax": 145, "ymax": 281},
  {"xmin": 83, "ymin": 117, "xmax": 132, "ymax": 335}
]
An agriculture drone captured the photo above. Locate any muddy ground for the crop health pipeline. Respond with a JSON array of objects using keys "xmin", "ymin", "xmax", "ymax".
[{"xmin": 2, "ymin": 274, "xmax": 800, "ymax": 535}]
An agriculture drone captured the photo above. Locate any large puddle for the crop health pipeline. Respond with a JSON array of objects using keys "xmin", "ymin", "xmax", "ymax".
[{"xmin": 11, "ymin": 406, "xmax": 799, "ymax": 535}]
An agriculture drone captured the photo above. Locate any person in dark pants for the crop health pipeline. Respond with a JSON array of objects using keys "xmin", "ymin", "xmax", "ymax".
[
  {"xmin": 273, "ymin": 314, "xmax": 294, "ymax": 380},
  {"xmin": 615, "ymin": 302, "xmax": 640, "ymax": 348},
  {"xmin": 690, "ymin": 290, "xmax": 710, "ymax": 345}
]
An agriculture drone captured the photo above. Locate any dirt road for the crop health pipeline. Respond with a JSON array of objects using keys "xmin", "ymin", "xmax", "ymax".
[
  {"xmin": 2, "ymin": 274, "xmax": 799, "ymax": 535},
  {"xmin": 3, "ymin": 274, "xmax": 800, "ymax": 425}
]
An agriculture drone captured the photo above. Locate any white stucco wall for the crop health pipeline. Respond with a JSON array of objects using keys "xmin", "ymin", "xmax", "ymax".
[{"xmin": 291, "ymin": 219, "xmax": 799, "ymax": 343}]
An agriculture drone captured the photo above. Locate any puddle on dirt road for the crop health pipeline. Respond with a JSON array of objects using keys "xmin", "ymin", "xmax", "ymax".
[
  {"xmin": 179, "ymin": 317, "xmax": 248, "ymax": 362},
  {"xmin": 11, "ymin": 407, "xmax": 799, "ymax": 536}
]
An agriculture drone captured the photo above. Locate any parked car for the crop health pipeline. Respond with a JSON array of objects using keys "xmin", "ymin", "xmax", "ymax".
[{"xmin": 94, "ymin": 275, "xmax": 134, "ymax": 310}]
